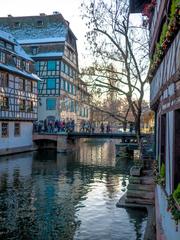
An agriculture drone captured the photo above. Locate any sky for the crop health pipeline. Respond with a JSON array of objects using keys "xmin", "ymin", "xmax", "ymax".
[{"xmin": 0, "ymin": 0, "xmax": 88, "ymax": 66}]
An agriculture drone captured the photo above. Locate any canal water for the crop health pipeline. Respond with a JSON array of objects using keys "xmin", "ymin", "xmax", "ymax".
[{"xmin": 0, "ymin": 140, "xmax": 147, "ymax": 240}]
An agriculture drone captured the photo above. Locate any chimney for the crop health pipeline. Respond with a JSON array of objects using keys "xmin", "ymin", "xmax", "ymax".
[{"xmin": 53, "ymin": 11, "xmax": 60, "ymax": 15}]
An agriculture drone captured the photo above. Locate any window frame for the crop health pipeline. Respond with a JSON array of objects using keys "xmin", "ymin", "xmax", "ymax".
[
  {"xmin": 1, "ymin": 122, "xmax": 8, "ymax": 138},
  {"xmin": 46, "ymin": 98, "xmax": 56, "ymax": 110},
  {"xmin": 14, "ymin": 122, "xmax": 20, "ymax": 136}
]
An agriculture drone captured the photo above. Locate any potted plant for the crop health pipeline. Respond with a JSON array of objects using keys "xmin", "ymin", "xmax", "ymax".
[{"xmin": 173, "ymin": 183, "xmax": 180, "ymax": 208}]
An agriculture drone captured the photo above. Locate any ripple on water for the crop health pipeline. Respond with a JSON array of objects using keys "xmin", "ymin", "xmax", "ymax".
[{"xmin": 0, "ymin": 141, "xmax": 147, "ymax": 240}]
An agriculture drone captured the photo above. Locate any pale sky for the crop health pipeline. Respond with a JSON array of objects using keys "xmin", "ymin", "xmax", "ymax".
[{"xmin": 0, "ymin": 0, "xmax": 88, "ymax": 66}]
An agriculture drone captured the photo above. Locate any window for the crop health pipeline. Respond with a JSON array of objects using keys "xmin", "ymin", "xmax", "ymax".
[
  {"xmin": 0, "ymin": 40, "xmax": 5, "ymax": 47},
  {"xmin": 61, "ymin": 61, "xmax": 65, "ymax": 72},
  {"xmin": 72, "ymin": 85, "xmax": 75, "ymax": 95},
  {"xmin": 26, "ymin": 80, "xmax": 33, "ymax": 92},
  {"xmin": 19, "ymin": 78, "xmax": 25, "ymax": 91},
  {"xmin": 174, "ymin": 109, "xmax": 180, "ymax": 189},
  {"xmin": 37, "ymin": 20, "xmax": 43, "ymax": 27},
  {"xmin": 25, "ymin": 62, "xmax": 30, "ymax": 72},
  {"xmin": 19, "ymin": 99, "xmax": 25, "ymax": 111},
  {"xmin": 0, "ymin": 72, "xmax": 8, "ymax": 87},
  {"xmin": 65, "ymin": 81, "xmax": 68, "ymax": 91},
  {"xmin": 47, "ymin": 61, "xmax": 56, "ymax": 71},
  {"xmin": 6, "ymin": 43, "xmax": 13, "ymax": 51},
  {"xmin": 27, "ymin": 100, "xmax": 33, "ymax": 112},
  {"xmin": 46, "ymin": 98, "xmax": 56, "ymax": 110},
  {"xmin": 61, "ymin": 78, "xmax": 64, "ymax": 90},
  {"xmin": 65, "ymin": 64, "xmax": 69, "ymax": 75},
  {"xmin": 0, "ymin": 96, "xmax": 9, "ymax": 110},
  {"xmin": 67, "ymin": 82, "xmax": 70, "ymax": 92},
  {"xmin": 0, "ymin": 52, "xmax": 5, "ymax": 63},
  {"xmin": 1, "ymin": 123, "xmax": 8, "ymax": 137},
  {"xmin": 47, "ymin": 78, "xmax": 56, "ymax": 89},
  {"xmin": 14, "ymin": 22, "xmax": 21, "ymax": 28},
  {"xmin": 35, "ymin": 62, "xmax": 39, "ymax": 71},
  {"xmin": 14, "ymin": 123, "xmax": 20, "ymax": 136},
  {"xmin": 70, "ymin": 100, "xmax": 74, "ymax": 112},
  {"xmin": 16, "ymin": 58, "xmax": 21, "ymax": 68},
  {"xmin": 32, "ymin": 47, "xmax": 38, "ymax": 55}
]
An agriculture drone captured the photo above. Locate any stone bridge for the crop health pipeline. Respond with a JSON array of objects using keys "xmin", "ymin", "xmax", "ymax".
[{"xmin": 33, "ymin": 132, "xmax": 150, "ymax": 153}]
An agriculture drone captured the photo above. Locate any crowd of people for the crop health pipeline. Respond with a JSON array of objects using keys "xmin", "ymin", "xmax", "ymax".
[
  {"xmin": 33, "ymin": 119, "xmax": 75, "ymax": 133},
  {"xmin": 33, "ymin": 119, "xmax": 112, "ymax": 134}
]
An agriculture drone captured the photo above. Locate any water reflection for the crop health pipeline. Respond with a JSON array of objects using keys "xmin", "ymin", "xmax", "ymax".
[{"xmin": 0, "ymin": 140, "xmax": 147, "ymax": 240}]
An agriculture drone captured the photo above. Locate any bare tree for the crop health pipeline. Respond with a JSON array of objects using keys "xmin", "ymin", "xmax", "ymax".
[{"xmin": 80, "ymin": 0, "xmax": 149, "ymax": 143}]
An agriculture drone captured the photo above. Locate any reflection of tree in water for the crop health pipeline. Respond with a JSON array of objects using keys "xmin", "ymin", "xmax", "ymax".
[
  {"xmin": 0, "ymin": 141, "xmax": 138, "ymax": 240},
  {"xmin": 0, "ymin": 169, "xmax": 37, "ymax": 239},
  {"xmin": 125, "ymin": 208, "xmax": 147, "ymax": 240}
]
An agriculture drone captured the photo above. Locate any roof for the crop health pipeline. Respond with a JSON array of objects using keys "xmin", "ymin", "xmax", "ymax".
[
  {"xmin": 0, "ymin": 62, "xmax": 41, "ymax": 81},
  {"xmin": 0, "ymin": 14, "xmax": 70, "ymax": 43},
  {"xmin": 0, "ymin": 29, "xmax": 17, "ymax": 44},
  {"xmin": 0, "ymin": 29, "xmax": 32, "ymax": 61}
]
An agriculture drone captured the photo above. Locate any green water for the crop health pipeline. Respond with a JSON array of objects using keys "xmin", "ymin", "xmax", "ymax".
[{"xmin": 0, "ymin": 140, "xmax": 147, "ymax": 240}]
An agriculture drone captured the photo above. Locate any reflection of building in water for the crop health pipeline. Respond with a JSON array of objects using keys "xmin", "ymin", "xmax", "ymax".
[
  {"xmin": 126, "ymin": 208, "xmax": 147, "ymax": 240},
  {"xmin": 78, "ymin": 140, "xmax": 117, "ymax": 167},
  {"xmin": 105, "ymin": 174, "xmax": 121, "ymax": 199}
]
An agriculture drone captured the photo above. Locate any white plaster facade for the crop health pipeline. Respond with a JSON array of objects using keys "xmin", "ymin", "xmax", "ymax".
[{"xmin": 0, "ymin": 121, "xmax": 33, "ymax": 152}]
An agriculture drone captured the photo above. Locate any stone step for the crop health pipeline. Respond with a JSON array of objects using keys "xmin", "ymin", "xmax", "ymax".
[
  {"xmin": 141, "ymin": 170, "xmax": 153, "ymax": 176},
  {"xmin": 125, "ymin": 197, "xmax": 154, "ymax": 205},
  {"xmin": 129, "ymin": 176, "xmax": 154, "ymax": 185},
  {"xmin": 127, "ymin": 183, "xmax": 154, "ymax": 191},
  {"xmin": 126, "ymin": 190, "xmax": 154, "ymax": 200}
]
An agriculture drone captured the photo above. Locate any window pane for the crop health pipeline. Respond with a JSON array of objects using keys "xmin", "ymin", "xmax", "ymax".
[
  {"xmin": 46, "ymin": 98, "xmax": 56, "ymax": 110},
  {"xmin": 47, "ymin": 61, "xmax": 56, "ymax": 71},
  {"xmin": 47, "ymin": 78, "xmax": 56, "ymax": 89},
  {"xmin": 1, "ymin": 123, "xmax": 8, "ymax": 137},
  {"xmin": 14, "ymin": 123, "xmax": 20, "ymax": 136}
]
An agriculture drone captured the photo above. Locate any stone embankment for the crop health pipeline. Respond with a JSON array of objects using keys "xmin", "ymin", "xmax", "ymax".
[{"xmin": 117, "ymin": 166, "xmax": 156, "ymax": 240}]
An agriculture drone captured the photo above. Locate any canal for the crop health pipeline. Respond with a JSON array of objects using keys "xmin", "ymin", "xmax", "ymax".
[{"xmin": 0, "ymin": 139, "xmax": 147, "ymax": 240}]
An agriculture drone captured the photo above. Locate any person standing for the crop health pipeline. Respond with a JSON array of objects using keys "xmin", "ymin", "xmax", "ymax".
[{"xmin": 100, "ymin": 122, "xmax": 104, "ymax": 133}]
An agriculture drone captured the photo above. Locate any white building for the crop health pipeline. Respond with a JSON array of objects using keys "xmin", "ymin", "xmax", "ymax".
[
  {"xmin": 0, "ymin": 13, "xmax": 90, "ymax": 130},
  {"xmin": 0, "ymin": 30, "xmax": 40, "ymax": 155}
]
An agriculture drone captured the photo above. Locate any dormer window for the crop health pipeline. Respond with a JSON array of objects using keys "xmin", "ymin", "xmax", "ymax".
[
  {"xmin": 0, "ymin": 40, "xmax": 5, "ymax": 48},
  {"xmin": 14, "ymin": 22, "xmax": 21, "ymax": 28},
  {"xmin": 25, "ymin": 62, "xmax": 30, "ymax": 72},
  {"xmin": 0, "ymin": 52, "xmax": 5, "ymax": 63},
  {"xmin": 37, "ymin": 20, "xmax": 43, "ymax": 27},
  {"xmin": 32, "ymin": 47, "xmax": 38, "ymax": 55},
  {"xmin": 6, "ymin": 43, "xmax": 13, "ymax": 51},
  {"xmin": 16, "ymin": 58, "xmax": 21, "ymax": 69}
]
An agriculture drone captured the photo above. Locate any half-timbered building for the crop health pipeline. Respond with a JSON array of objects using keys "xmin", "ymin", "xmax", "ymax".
[
  {"xmin": 0, "ymin": 13, "xmax": 90, "ymax": 130},
  {"xmin": 130, "ymin": 0, "xmax": 180, "ymax": 239},
  {"xmin": 0, "ymin": 30, "xmax": 40, "ymax": 155}
]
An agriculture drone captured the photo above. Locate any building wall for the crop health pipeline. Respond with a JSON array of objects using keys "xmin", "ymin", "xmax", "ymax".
[
  {"xmin": 156, "ymin": 186, "xmax": 180, "ymax": 240},
  {"xmin": 0, "ymin": 121, "xmax": 33, "ymax": 150}
]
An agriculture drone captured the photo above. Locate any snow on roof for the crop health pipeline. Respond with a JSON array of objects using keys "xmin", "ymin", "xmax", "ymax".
[
  {"xmin": 0, "ymin": 29, "xmax": 17, "ymax": 44},
  {"xmin": 18, "ymin": 37, "xmax": 66, "ymax": 44},
  {"xmin": 0, "ymin": 62, "xmax": 41, "ymax": 81},
  {"xmin": 0, "ymin": 29, "xmax": 33, "ymax": 61},
  {"xmin": 1, "ymin": 22, "xmax": 68, "ymax": 42},
  {"xmin": 30, "ymin": 51, "xmax": 64, "ymax": 58},
  {"xmin": 14, "ymin": 44, "xmax": 32, "ymax": 61}
]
